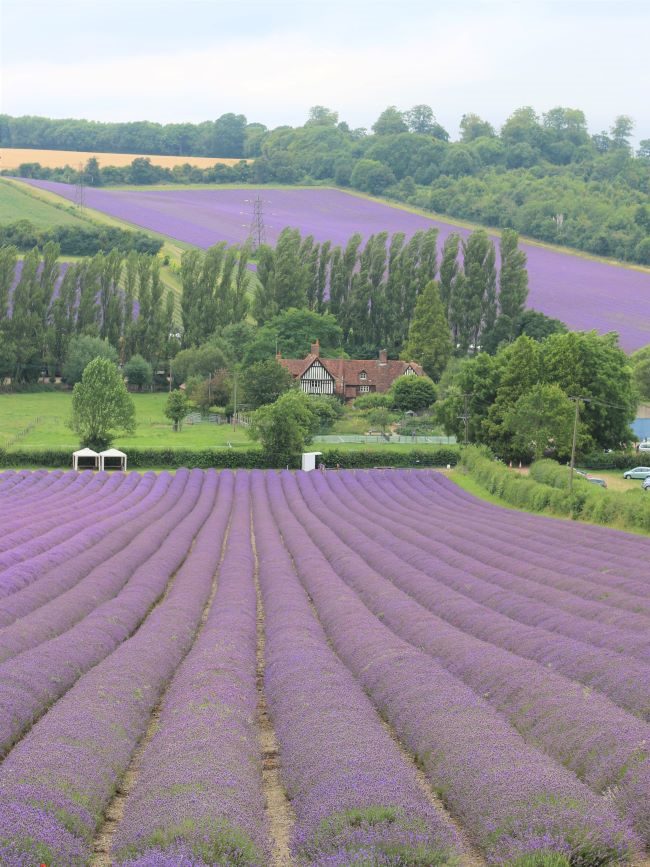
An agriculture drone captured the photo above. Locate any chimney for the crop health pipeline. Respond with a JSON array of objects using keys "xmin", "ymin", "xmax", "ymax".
[
  {"xmin": 311, "ymin": 339, "xmax": 320, "ymax": 356},
  {"xmin": 378, "ymin": 349, "xmax": 388, "ymax": 364}
]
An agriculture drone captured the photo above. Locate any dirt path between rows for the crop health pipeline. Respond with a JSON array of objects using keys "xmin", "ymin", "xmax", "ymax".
[
  {"xmin": 90, "ymin": 501, "xmax": 232, "ymax": 866},
  {"xmin": 251, "ymin": 519, "xmax": 295, "ymax": 867}
]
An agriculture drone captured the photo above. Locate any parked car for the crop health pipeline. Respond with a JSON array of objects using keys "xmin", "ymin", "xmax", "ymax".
[
  {"xmin": 639, "ymin": 442, "xmax": 650, "ymax": 452},
  {"xmin": 623, "ymin": 467, "xmax": 650, "ymax": 479},
  {"xmin": 586, "ymin": 477, "xmax": 607, "ymax": 488}
]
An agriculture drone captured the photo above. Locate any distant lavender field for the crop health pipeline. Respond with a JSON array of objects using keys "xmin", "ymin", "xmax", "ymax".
[{"xmin": 19, "ymin": 179, "xmax": 650, "ymax": 351}]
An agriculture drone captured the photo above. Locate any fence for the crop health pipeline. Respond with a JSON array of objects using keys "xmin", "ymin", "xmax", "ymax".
[
  {"xmin": 312, "ymin": 434, "xmax": 457, "ymax": 445},
  {"xmin": 183, "ymin": 412, "xmax": 226, "ymax": 425}
]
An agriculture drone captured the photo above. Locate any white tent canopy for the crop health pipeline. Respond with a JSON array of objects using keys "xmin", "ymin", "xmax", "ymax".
[
  {"xmin": 72, "ymin": 448, "xmax": 99, "ymax": 471},
  {"xmin": 99, "ymin": 448, "xmax": 127, "ymax": 471}
]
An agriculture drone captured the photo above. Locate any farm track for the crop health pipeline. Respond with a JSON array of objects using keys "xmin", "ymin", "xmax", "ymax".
[
  {"xmin": 90, "ymin": 491, "xmax": 233, "ymax": 865},
  {"xmin": 252, "ymin": 516, "xmax": 295, "ymax": 867}
]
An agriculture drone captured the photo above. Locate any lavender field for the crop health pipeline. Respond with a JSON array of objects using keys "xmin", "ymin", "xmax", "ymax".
[
  {"xmin": 18, "ymin": 179, "xmax": 650, "ymax": 352},
  {"xmin": 1, "ymin": 468, "xmax": 650, "ymax": 866}
]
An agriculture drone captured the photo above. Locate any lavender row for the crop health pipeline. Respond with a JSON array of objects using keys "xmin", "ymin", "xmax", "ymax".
[
  {"xmin": 0, "ymin": 471, "xmax": 166, "ymax": 628},
  {"xmin": 0, "ymin": 470, "xmax": 115, "ymax": 552},
  {"xmin": 0, "ymin": 467, "xmax": 67, "ymax": 506},
  {"xmin": 267, "ymin": 471, "xmax": 636, "ymax": 865},
  {"xmin": 320, "ymin": 470, "xmax": 650, "ymax": 720},
  {"xmin": 0, "ymin": 471, "xmax": 181, "ymax": 662},
  {"xmin": 0, "ymin": 470, "xmax": 229, "ymax": 866},
  {"xmin": 296, "ymin": 469, "xmax": 650, "ymax": 841},
  {"xmin": 415, "ymin": 471, "xmax": 650, "ymax": 578},
  {"xmin": 114, "ymin": 472, "xmax": 269, "ymax": 867},
  {"xmin": 0, "ymin": 468, "xmax": 81, "ymax": 519},
  {"xmin": 380, "ymin": 470, "xmax": 650, "ymax": 625},
  {"xmin": 0, "ymin": 472, "xmax": 134, "ymax": 573},
  {"xmin": 252, "ymin": 471, "xmax": 460, "ymax": 866},
  {"xmin": 344, "ymin": 471, "xmax": 650, "ymax": 663},
  {"xmin": 0, "ymin": 469, "xmax": 205, "ymax": 757},
  {"xmin": 0, "ymin": 468, "xmax": 120, "ymax": 539}
]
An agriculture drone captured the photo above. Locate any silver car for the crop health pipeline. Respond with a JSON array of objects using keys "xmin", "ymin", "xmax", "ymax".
[{"xmin": 623, "ymin": 467, "xmax": 650, "ymax": 479}]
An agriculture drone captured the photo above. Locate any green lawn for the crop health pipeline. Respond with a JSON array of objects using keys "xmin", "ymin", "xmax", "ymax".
[
  {"xmin": 0, "ymin": 392, "xmax": 253, "ymax": 451},
  {"xmin": 0, "ymin": 179, "xmax": 90, "ymax": 229}
]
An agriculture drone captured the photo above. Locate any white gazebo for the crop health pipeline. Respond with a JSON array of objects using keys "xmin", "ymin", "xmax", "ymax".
[
  {"xmin": 301, "ymin": 451, "xmax": 323, "ymax": 472},
  {"xmin": 99, "ymin": 448, "xmax": 127, "ymax": 471},
  {"xmin": 72, "ymin": 447, "xmax": 99, "ymax": 471}
]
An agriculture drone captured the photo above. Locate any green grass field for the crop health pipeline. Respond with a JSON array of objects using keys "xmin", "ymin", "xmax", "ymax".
[
  {"xmin": 0, "ymin": 392, "xmax": 253, "ymax": 451},
  {"xmin": 0, "ymin": 392, "xmax": 457, "ymax": 457},
  {"xmin": 0, "ymin": 179, "xmax": 90, "ymax": 229}
]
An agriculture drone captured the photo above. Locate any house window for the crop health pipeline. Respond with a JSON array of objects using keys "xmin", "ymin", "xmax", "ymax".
[
  {"xmin": 404, "ymin": 366, "xmax": 416, "ymax": 375},
  {"xmin": 359, "ymin": 385, "xmax": 370, "ymax": 393},
  {"xmin": 359, "ymin": 371, "xmax": 367, "ymax": 380}
]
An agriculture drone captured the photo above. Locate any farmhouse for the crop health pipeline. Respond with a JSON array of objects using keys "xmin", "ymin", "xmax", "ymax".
[{"xmin": 278, "ymin": 341, "xmax": 424, "ymax": 402}]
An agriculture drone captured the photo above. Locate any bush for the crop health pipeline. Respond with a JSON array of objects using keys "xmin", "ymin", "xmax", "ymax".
[
  {"xmin": 460, "ymin": 446, "xmax": 650, "ymax": 532},
  {"xmin": 353, "ymin": 392, "xmax": 390, "ymax": 410},
  {"xmin": 0, "ymin": 445, "xmax": 460, "ymax": 471}
]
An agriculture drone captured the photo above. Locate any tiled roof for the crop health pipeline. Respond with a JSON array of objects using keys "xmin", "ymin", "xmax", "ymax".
[{"xmin": 278, "ymin": 353, "xmax": 423, "ymax": 394}]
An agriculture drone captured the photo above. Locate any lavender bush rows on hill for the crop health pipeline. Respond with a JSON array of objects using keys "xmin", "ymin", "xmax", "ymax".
[
  {"xmin": 2, "ymin": 468, "xmax": 650, "ymax": 864},
  {"xmin": 18, "ymin": 179, "xmax": 650, "ymax": 351}
]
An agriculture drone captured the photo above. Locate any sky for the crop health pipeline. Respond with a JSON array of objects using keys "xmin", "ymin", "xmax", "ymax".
[{"xmin": 1, "ymin": 0, "xmax": 648, "ymax": 142}]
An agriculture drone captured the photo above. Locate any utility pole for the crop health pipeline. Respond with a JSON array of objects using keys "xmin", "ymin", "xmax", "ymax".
[
  {"xmin": 169, "ymin": 359, "xmax": 172, "ymax": 393},
  {"xmin": 75, "ymin": 162, "xmax": 85, "ymax": 212},
  {"xmin": 232, "ymin": 368, "xmax": 238, "ymax": 431},
  {"xmin": 457, "ymin": 393, "xmax": 470, "ymax": 446},
  {"xmin": 249, "ymin": 195, "xmax": 266, "ymax": 251},
  {"xmin": 568, "ymin": 397, "xmax": 590, "ymax": 493}
]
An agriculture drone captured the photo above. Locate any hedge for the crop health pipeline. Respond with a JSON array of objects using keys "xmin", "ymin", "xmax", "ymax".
[
  {"xmin": 0, "ymin": 446, "xmax": 459, "ymax": 471},
  {"xmin": 460, "ymin": 447, "xmax": 650, "ymax": 533}
]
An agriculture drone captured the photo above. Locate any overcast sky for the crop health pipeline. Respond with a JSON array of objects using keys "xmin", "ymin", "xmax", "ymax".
[{"xmin": 1, "ymin": 0, "xmax": 648, "ymax": 141}]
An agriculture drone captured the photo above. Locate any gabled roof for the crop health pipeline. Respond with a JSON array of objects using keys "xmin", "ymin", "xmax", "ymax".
[
  {"xmin": 278, "ymin": 352, "xmax": 424, "ymax": 392},
  {"xmin": 99, "ymin": 448, "xmax": 127, "ymax": 457},
  {"xmin": 73, "ymin": 447, "xmax": 99, "ymax": 457}
]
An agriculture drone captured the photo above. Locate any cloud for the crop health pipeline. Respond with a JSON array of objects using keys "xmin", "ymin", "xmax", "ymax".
[{"xmin": 2, "ymin": 2, "xmax": 648, "ymax": 138}]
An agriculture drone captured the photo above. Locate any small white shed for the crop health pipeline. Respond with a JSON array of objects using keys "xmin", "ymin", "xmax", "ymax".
[
  {"xmin": 301, "ymin": 451, "xmax": 323, "ymax": 472},
  {"xmin": 99, "ymin": 448, "xmax": 127, "ymax": 471},
  {"xmin": 72, "ymin": 447, "xmax": 99, "ymax": 471}
]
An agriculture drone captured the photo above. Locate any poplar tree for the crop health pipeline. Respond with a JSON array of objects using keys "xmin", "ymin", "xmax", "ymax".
[
  {"xmin": 498, "ymin": 228, "xmax": 529, "ymax": 321},
  {"xmin": 402, "ymin": 280, "xmax": 452, "ymax": 380}
]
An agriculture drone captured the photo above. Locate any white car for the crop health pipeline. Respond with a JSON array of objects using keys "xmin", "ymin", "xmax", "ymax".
[
  {"xmin": 639, "ymin": 442, "xmax": 650, "ymax": 453},
  {"xmin": 623, "ymin": 467, "xmax": 650, "ymax": 480}
]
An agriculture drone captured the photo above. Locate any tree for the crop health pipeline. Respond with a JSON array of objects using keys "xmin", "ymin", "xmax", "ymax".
[
  {"xmin": 62, "ymin": 335, "xmax": 118, "ymax": 385},
  {"xmin": 503, "ymin": 383, "xmax": 577, "ymax": 461},
  {"xmin": 372, "ymin": 107, "xmax": 408, "ymax": 136},
  {"xmin": 631, "ymin": 344, "xmax": 650, "ymax": 400},
  {"xmin": 350, "ymin": 159, "xmax": 396, "ymax": 194},
  {"xmin": 243, "ymin": 308, "xmax": 343, "ymax": 365},
  {"xmin": 248, "ymin": 390, "xmax": 318, "ymax": 466},
  {"xmin": 164, "ymin": 389, "xmax": 191, "ymax": 431},
  {"xmin": 390, "ymin": 375, "xmax": 437, "ymax": 412},
  {"xmin": 402, "ymin": 280, "xmax": 452, "ymax": 380},
  {"xmin": 70, "ymin": 357, "xmax": 135, "ymax": 450},
  {"xmin": 459, "ymin": 113, "xmax": 495, "ymax": 142},
  {"xmin": 124, "ymin": 354, "xmax": 153, "ymax": 390},
  {"xmin": 171, "ymin": 343, "xmax": 229, "ymax": 386},
  {"xmin": 241, "ymin": 358, "xmax": 294, "ymax": 409},
  {"xmin": 610, "ymin": 115, "xmax": 634, "ymax": 151},
  {"xmin": 306, "ymin": 106, "xmax": 339, "ymax": 127},
  {"xmin": 368, "ymin": 406, "xmax": 394, "ymax": 434},
  {"xmin": 498, "ymin": 229, "xmax": 528, "ymax": 323},
  {"xmin": 405, "ymin": 105, "xmax": 449, "ymax": 140}
]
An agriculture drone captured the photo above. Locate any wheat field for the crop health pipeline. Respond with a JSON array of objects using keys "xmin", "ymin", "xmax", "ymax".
[{"xmin": 0, "ymin": 147, "xmax": 245, "ymax": 170}]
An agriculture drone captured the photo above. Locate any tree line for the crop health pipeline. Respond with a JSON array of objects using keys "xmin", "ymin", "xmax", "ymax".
[
  {"xmin": 0, "ymin": 245, "xmax": 175, "ymax": 383},
  {"xmin": 4, "ymin": 104, "xmax": 648, "ymax": 264}
]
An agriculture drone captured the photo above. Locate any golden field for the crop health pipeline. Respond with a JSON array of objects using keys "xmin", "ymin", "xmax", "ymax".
[{"xmin": 0, "ymin": 148, "xmax": 246, "ymax": 170}]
